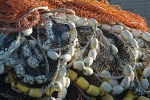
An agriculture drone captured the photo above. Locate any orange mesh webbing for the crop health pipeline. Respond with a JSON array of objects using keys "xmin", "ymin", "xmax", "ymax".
[{"xmin": 0, "ymin": 0, "xmax": 149, "ymax": 32}]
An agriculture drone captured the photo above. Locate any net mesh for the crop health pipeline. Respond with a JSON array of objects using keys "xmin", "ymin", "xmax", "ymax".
[
  {"xmin": 76, "ymin": 25, "xmax": 131, "ymax": 78},
  {"xmin": 93, "ymin": 28, "xmax": 132, "ymax": 77},
  {"xmin": 0, "ymin": 0, "xmax": 149, "ymax": 32}
]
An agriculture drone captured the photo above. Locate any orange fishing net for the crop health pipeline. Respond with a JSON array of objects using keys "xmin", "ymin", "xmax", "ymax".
[{"xmin": 0, "ymin": 0, "xmax": 149, "ymax": 32}]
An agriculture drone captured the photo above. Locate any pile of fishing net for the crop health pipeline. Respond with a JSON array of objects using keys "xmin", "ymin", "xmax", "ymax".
[
  {"xmin": 0, "ymin": 0, "xmax": 150, "ymax": 100},
  {"xmin": 0, "ymin": 0, "xmax": 149, "ymax": 32}
]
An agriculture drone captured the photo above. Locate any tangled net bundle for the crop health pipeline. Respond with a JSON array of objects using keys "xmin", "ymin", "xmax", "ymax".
[
  {"xmin": 0, "ymin": 0, "xmax": 150, "ymax": 100},
  {"xmin": 0, "ymin": 0, "xmax": 149, "ymax": 32}
]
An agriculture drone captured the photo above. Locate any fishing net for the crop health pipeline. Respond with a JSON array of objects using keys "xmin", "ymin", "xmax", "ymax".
[
  {"xmin": 0, "ymin": 9, "xmax": 81, "ymax": 99},
  {"xmin": 0, "ymin": 0, "xmax": 149, "ymax": 33},
  {"xmin": 76, "ymin": 25, "xmax": 133, "ymax": 78},
  {"xmin": 0, "ymin": 0, "xmax": 150, "ymax": 100}
]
